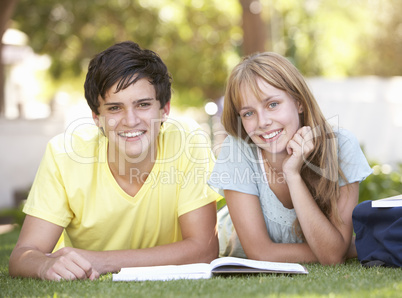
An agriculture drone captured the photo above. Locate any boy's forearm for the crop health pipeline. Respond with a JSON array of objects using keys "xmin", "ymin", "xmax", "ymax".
[
  {"xmin": 9, "ymin": 246, "xmax": 47, "ymax": 279},
  {"xmin": 76, "ymin": 235, "xmax": 219, "ymax": 274}
]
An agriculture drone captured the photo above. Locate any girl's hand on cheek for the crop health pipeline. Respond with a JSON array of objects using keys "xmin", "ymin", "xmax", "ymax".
[{"xmin": 283, "ymin": 126, "xmax": 314, "ymax": 179}]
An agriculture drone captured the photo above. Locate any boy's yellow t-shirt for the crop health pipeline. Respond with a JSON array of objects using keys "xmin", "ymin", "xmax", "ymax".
[{"xmin": 23, "ymin": 118, "xmax": 220, "ymax": 251}]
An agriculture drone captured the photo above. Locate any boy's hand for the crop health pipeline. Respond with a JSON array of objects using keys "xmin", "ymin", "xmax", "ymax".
[{"xmin": 42, "ymin": 248, "xmax": 99, "ymax": 281}]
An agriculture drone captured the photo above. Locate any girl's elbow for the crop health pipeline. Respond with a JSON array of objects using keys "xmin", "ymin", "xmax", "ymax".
[
  {"xmin": 244, "ymin": 246, "xmax": 273, "ymax": 261},
  {"xmin": 319, "ymin": 253, "xmax": 346, "ymax": 266}
]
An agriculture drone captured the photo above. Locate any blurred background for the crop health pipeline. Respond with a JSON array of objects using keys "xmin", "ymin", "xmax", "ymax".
[{"xmin": 0, "ymin": 0, "xmax": 401, "ymax": 221}]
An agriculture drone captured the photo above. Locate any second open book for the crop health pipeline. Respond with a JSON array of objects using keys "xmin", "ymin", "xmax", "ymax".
[
  {"xmin": 371, "ymin": 194, "xmax": 402, "ymax": 208},
  {"xmin": 112, "ymin": 256, "xmax": 308, "ymax": 281}
]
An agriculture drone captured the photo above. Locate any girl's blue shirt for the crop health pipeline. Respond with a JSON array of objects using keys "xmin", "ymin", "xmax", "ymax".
[{"xmin": 208, "ymin": 128, "xmax": 372, "ymax": 257}]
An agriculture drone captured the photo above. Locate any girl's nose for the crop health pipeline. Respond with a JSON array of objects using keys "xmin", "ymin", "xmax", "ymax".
[{"xmin": 258, "ymin": 110, "xmax": 272, "ymax": 129}]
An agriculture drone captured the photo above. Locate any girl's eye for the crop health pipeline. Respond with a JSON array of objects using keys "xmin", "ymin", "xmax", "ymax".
[
  {"xmin": 268, "ymin": 102, "xmax": 278, "ymax": 108},
  {"xmin": 242, "ymin": 111, "xmax": 253, "ymax": 118}
]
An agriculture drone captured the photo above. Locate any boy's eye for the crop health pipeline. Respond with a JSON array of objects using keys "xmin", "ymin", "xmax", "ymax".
[
  {"xmin": 108, "ymin": 106, "xmax": 120, "ymax": 111},
  {"xmin": 138, "ymin": 103, "xmax": 151, "ymax": 108}
]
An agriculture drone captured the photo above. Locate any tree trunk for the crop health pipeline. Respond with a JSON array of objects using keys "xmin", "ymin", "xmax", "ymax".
[
  {"xmin": 239, "ymin": 0, "xmax": 267, "ymax": 56},
  {"xmin": 0, "ymin": 0, "xmax": 19, "ymax": 116}
]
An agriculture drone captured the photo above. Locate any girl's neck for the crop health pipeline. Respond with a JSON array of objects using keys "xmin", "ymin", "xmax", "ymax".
[{"xmin": 261, "ymin": 150, "xmax": 287, "ymax": 173}]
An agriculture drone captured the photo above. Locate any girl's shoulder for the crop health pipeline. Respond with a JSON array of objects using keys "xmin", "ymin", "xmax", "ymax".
[
  {"xmin": 218, "ymin": 135, "xmax": 259, "ymax": 163},
  {"xmin": 333, "ymin": 128, "xmax": 360, "ymax": 152},
  {"xmin": 334, "ymin": 127, "xmax": 357, "ymax": 141}
]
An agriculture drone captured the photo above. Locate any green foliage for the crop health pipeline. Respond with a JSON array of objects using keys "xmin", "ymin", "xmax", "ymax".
[
  {"xmin": 0, "ymin": 202, "xmax": 26, "ymax": 227},
  {"xmin": 359, "ymin": 161, "xmax": 402, "ymax": 203},
  {"xmin": 10, "ymin": 0, "xmax": 402, "ymax": 112},
  {"xmin": 2, "ymin": 228, "xmax": 402, "ymax": 297},
  {"xmin": 259, "ymin": 0, "xmax": 402, "ymax": 77},
  {"xmin": 354, "ymin": 0, "xmax": 402, "ymax": 76},
  {"xmin": 12, "ymin": 0, "xmax": 242, "ymax": 107}
]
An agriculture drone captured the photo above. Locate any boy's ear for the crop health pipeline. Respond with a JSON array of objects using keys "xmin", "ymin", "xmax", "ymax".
[
  {"xmin": 92, "ymin": 112, "xmax": 100, "ymax": 127},
  {"xmin": 162, "ymin": 101, "xmax": 171, "ymax": 122}
]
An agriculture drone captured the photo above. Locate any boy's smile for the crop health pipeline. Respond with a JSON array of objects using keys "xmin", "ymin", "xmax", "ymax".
[{"xmin": 93, "ymin": 78, "xmax": 170, "ymax": 164}]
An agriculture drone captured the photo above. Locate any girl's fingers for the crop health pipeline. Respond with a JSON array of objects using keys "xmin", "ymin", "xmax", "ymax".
[{"xmin": 293, "ymin": 126, "xmax": 314, "ymax": 156}]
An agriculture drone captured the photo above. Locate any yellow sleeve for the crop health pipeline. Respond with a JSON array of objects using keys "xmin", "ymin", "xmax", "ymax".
[
  {"xmin": 174, "ymin": 126, "xmax": 221, "ymax": 216},
  {"xmin": 23, "ymin": 136, "xmax": 73, "ymax": 227}
]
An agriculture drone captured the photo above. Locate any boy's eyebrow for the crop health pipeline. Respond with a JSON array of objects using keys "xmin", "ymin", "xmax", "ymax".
[{"xmin": 104, "ymin": 98, "xmax": 155, "ymax": 106}]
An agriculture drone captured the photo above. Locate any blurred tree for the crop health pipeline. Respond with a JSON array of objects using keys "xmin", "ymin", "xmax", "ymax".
[
  {"xmin": 260, "ymin": 0, "xmax": 402, "ymax": 77},
  {"xmin": 354, "ymin": 0, "xmax": 402, "ymax": 76},
  {"xmin": 8, "ymin": 0, "xmax": 402, "ymax": 113},
  {"xmin": 239, "ymin": 0, "xmax": 267, "ymax": 55},
  {"xmin": 11, "ymin": 0, "xmax": 242, "ymax": 108},
  {"xmin": 261, "ymin": 0, "xmax": 368, "ymax": 77},
  {"xmin": 0, "ymin": 0, "xmax": 18, "ymax": 116}
]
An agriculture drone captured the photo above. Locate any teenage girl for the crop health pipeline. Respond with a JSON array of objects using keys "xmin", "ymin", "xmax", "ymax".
[{"xmin": 208, "ymin": 52, "xmax": 372, "ymax": 264}]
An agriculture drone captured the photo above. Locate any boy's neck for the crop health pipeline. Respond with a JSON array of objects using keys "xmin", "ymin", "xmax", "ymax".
[{"xmin": 107, "ymin": 145, "xmax": 157, "ymax": 193}]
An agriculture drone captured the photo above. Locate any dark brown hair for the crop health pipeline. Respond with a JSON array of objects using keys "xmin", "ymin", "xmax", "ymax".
[{"xmin": 84, "ymin": 41, "xmax": 172, "ymax": 115}]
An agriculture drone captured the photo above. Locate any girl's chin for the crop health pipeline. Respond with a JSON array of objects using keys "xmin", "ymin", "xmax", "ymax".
[{"xmin": 255, "ymin": 143, "xmax": 287, "ymax": 155}]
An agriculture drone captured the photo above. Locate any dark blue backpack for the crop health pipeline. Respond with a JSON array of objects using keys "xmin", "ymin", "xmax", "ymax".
[{"xmin": 352, "ymin": 200, "xmax": 402, "ymax": 267}]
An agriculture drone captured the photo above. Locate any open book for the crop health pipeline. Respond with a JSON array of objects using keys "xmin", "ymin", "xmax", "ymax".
[
  {"xmin": 112, "ymin": 257, "xmax": 308, "ymax": 281},
  {"xmin": 371, "ymin": 194, "xmax": 402, "ymax": 208}
]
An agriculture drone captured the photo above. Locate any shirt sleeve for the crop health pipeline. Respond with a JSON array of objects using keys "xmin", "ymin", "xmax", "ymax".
[
  {"xmin": 23, "ymin": 137, "xmax": 73, "ymax": 227},
  {"xmin": 175, "ymin": 126, "xmax": 221, "ymax": 217},
  {"xmin": 337, "ymin": 129, "xmax": 373, "ymax": 186},
  {"xmin": 208, "ymin": 135, "xmax": 261, "ymax": 197}
]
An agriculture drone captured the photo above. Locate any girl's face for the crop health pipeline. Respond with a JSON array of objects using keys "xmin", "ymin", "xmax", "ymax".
[{"xmin": 239, "ymin": 77, "xmax": 303, "ymax": 156}]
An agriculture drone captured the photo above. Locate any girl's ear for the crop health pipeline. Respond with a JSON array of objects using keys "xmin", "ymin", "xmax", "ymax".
[{"xmin": 298, "ymin": 102, "xmax": 304, "ymax": 114}]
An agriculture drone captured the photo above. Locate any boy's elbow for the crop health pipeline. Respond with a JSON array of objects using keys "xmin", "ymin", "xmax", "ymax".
[
  {"xmin": 8, "ymin": 265, "xmax": 16, "ymax": 278},
  {"xmin": 8, "ymin": 252, "xmax": 18, "ymax": 277},
  {"xmin": 199, "ymin": 236, "xmax": 219, "ymax": 263},
  {"xmin": 8, "ymin": 258, "xmax": 21, "ymax": 278},
  {"xmin": 205, "ymin": 240, "xmax": 219, "ymax": 263}
]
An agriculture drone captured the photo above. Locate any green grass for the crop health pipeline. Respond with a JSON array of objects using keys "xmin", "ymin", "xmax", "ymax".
[{"xmin": 1, "ymin": 228, "xmax": 402, "ymax": 298}]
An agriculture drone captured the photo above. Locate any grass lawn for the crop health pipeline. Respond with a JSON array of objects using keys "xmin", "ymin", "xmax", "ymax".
[{"xmin": 1, "ymin": 228, "xmax": 402, "ymax": 298}]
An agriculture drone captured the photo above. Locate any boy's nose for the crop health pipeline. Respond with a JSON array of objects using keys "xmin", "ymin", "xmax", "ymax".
[{"xmin": 123, "ymin": 110, "xmax": 140, "ymax": 127}]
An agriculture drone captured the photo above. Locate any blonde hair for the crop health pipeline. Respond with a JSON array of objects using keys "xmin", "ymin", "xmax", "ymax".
[{"xmin": 222, "ymin": 52, "xmax": 346, "ymax": 226}]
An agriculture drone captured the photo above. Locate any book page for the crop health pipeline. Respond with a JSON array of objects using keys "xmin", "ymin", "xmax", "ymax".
[
  {"xmin": 112, "ymin": 258, "xmax": 308, "ymax": 281},
  {"xmin": 210, "ymin": 257, "xmax": 308, "ymax": 274},
  {"xmin": 113, "ymin": 263, "xmax": 212, "ymax": 281},
  {"xmin": 372, "ymin": 194, "xmax": 402, "ymax": 208}
]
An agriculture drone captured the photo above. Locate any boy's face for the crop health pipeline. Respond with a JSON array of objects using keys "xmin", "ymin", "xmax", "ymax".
[{"xmin": 92, "ymin": 78, "xmax": 170, "ymax": 163}]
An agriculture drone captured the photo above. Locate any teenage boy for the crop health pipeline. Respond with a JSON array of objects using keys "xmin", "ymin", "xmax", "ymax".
[{"xmin": 9, "ymin": 41, "xmax": 219, "ymax": 281}]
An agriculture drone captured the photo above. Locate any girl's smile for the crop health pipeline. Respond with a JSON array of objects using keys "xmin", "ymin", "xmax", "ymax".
[
  {"xmin": 260, "ymin": 128, "xmax": 284, "ymax": 142},
  {"xmin": 239, "ymin": 77, "xmax": 303, "ymax": 155}
]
